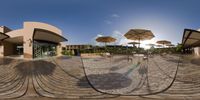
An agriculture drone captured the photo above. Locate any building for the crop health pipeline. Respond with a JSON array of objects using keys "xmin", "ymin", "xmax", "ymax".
[
  {"xmin": 182, "ymin": 29, "xmax": 200, "ymax": 56},
  {"xmin": 65, "ymin": 45, "xmax": 92, "ymax": 55},
  {"xmin": 0, "ymin": 22, "xmax": 67, "ymax": 59}
]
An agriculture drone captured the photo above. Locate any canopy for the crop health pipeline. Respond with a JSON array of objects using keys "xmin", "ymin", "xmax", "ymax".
[
  {"xmin": 0, "ymin": 32, "xmax": 9, "ymax": 41},
  {"xmin": 128, "ymin": 41, "xmax": 140, "ymax": 44},
  {"xmin": 96, "ymin": 36, "xmax": 116, "ymax": 43},
  {"xmin": 182, "ymin": 29, "xmax": 200, "ymax": 48},
  {"xmin": 156, "ymin": 45, "xmax": 162, "ymax": 48},
  {"xmin": 34, "ymin": 29, "xmax": 68, "ymax": 43},
  {"xmin": 146, "ymin": 43, "xmax": 155, "ymax": 46},
  {"xmin": 124, "ymin": 29, "xmax": 154, "ymax": 41},
  {"xmin": 166, "ymin": 44, "xmax": 175, "ymax": 47},
  {"xmin": 124, "ymin": 29, "xmax": 154, "ymax": 48},
  {"xmin": 156, "ymin": 40, "xmax": 171, "ymax": 45}
]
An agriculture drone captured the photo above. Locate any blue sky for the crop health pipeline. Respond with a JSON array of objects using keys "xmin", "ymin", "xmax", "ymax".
[{"xmin": 1, "ymin": 0, "xmax": 200, "ymax": 47}]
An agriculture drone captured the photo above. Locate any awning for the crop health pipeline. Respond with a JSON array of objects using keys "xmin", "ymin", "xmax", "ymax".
[
  {"xmin": 33, "ymin": 29, "xmax": 68, "ymax": 43},
  {"xmin": 182, "ymin": 29, "xmax": 200, "ymax": 48},
  {"xmin": 0, "ymin": 32, "xmax": 9, "ymax": 41}
]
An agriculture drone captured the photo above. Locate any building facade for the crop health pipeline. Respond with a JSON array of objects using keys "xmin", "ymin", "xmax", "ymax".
[
  {"xmin": 0, "ymin": 22, "xmax": 67, "ymax": 59},
  {"xmin": 65, "ymin": 45, "xmax": 92, "ymax": 55},
  {"xmin": 182, "ymin": 29, "xmax": 200, "ymax": 56}
]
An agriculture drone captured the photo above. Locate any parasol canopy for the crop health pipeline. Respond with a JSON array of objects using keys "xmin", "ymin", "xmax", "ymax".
[
  {"xmin": 128, "ymin": 41, "xmax": 140, "ymax": 48},
  {"xmin": 124, "ymin": 29, "xmax": 154, "ymax": 40},
  {"xmin": 128, "ymin": 41, "xmax": 140, "ymax": 44},
  {"xmin": 156, "ymin": 40, "xmax": 171, "ymax": 48},
  {"xmin": 146, "ymin": 43, "xmax": 155, "ymax": 46},
  {"xmin": 124, "ymin": 29, "xmax": 155, "ymax": 48},
  {"xmin": 155, "ymin": 45, "xmax": 162, "ymax": 48},
  {"xmin": 96, "ymin": 36, "xmax": 116, "ymax": 43},
  {"xmin": 166, "ymin": 44, "xmax": 175, "ymax": 47}
]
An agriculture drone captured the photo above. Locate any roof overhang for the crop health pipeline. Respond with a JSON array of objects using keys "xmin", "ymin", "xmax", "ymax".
[
  {"xmin": 33, "ymin": 29, "xmax": 68, "ymax": 43},
  {"xmin": 0, "ymin": 32, "xmax": 9, "ymax": 41},
  {"xmin": 182, "ymin": 29, "xmax": 200, "ymax": 48}
]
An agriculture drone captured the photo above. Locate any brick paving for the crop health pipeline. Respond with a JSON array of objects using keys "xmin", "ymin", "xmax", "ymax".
[
  {"xmin": 0, "ymin": 55, "xmax": 199, "ymax": 100},
  {"xmin": 82, "ymin": 54, "xmax": 178, "ymax": 95}
]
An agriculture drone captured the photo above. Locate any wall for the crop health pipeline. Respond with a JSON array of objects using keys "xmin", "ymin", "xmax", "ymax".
[
  {"xmin": 4, "ymin": 22, "xmax": 65, "ymax": 59},
  {"xmin": 56, "ymin": 43, "xmax": 62, "ymax": 56},
  {"xmin": 0, "ymin": 43, "xmax": 3, "ymax": 57},
  {"xmin": 3, "ymin": 42, "xmax": 16, "ymax": 56},
  {"xmin": 194, "ymin": 47, "xmax": 200, "ymax": 56}
]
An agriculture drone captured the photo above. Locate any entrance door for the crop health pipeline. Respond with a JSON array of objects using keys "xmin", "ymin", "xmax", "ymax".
[
  {"xmin": 33, "ymin": 40, "xmax": 57, "ymax": 58},
  {"xmin": 33, "ymin": 42, "xmax": 42, "ymax": 58},
  {"xmin": 16, "ymin": 45, "xmax": 23, "ymax": 55}
]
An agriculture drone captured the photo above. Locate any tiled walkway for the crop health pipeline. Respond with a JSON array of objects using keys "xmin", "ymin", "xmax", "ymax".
[
  {"xmin": 0, "ymin": 55, "xmax": 199, "ymax": 100},
  {"xmin": 82, "ymin": 55, "xmax": 179, "ymax": 95}
]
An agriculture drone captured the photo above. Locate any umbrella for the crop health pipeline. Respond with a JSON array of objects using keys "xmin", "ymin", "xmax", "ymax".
[
  {"xmin": 156, "ymin": 45, "xmax": 162, "ymax": 48},
  {"xmin": 96, "ymin": 36, "xmax": 116, "ymax": 53},
  {"xmin": 124, "ymin": 29, "xmax": 155, "ymax": 48},
  {"xmin": 146, "ymin": 43, "xmax": 155, "ymax": 47},
  {"xmin": 128, "ymin": 41, "xmax": 140, "ymax": 47},
  {"xmin": 166, "ymin": 44, "xmax": 175, "ymax": 48},
  {"xmin": 145, "ymin": 43, "xmax": 156, "ymax": 49},
  {"xmin": 156, "ymin": 40, "xmax": 171, "ymax": 48},
  {"xmin": 96, "ymin": 36, "xmax": 116, "ymax": 45}
]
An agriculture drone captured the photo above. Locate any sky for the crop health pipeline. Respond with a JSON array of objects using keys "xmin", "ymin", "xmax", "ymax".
[{"xmin": 1, "ymin": 0, "xmax": 200, "ymax": 48}]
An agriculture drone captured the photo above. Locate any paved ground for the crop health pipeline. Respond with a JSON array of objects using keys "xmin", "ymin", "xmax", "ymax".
[
  {"xmin": 0, "ymin": 54, "xmax": 199, "ymax": 100},
  {"xmin": 82, "ymin": 54, "xmax": 178, "ymax": 95}
]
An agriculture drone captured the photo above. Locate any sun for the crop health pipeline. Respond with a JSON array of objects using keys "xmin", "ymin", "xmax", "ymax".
[{"xmin": 140, "ymin": 38, "xmax": 157, "ymax": 49}]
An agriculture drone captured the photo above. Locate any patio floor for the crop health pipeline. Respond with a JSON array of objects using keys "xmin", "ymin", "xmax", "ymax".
[{"xmin": 0, "ymin": 54, "xmax": 199, "ymax": 100}]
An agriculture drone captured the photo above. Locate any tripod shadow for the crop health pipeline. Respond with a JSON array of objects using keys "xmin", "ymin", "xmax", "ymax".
[
  {"xmin": 78, "ymin": 73, "xmax": 132, "ymax": 90},
  {"xmin": 0, "ymin": 58, "xmax": 14, "ymax": 65}
]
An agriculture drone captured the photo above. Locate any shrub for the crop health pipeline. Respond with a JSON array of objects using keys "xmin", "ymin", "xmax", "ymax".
[{"xmin": 61, "ymin": 50, "xmax": 73, "ymax": 56}]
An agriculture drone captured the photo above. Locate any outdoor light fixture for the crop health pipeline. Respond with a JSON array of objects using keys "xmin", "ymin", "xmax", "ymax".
[{"xmin": 28, "ymin": 39, "xmax": 33, "ymax": 47}]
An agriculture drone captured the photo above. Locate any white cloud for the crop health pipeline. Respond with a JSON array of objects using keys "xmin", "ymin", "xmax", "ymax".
[
  {"xmin": 92, "ymin": 30, "xmax": 132, "ymax": 46},
  {"xmin": 111, "ymin": 14, "xmax": 120, "ymax": 18},
  {"xmin": 104, "ymin": 14, "xmax": 120, "ymax": 25},
  {"xmin": 111, "ymin": 30, "xmax": 132, "ymax": 46},
  {"xmin": 104, "ymin": 20, "xmax": 112, "ymax": 24},
  {"xmin": 91, "ymin": 30, "xmax": 158, "ymax": 49},
  {"xmin": 91, "ymin": 34, "xmax": 104, "ymax": 46}
]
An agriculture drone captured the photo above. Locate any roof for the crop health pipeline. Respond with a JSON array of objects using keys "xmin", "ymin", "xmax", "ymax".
[
  {"xmin": 33, "ymin": 28, "xmax": 68, "ymax": 43},
  {"xmin": 0, "ymin": 32, "xmax": 9, "ymax": 41},
  {"xmin": 182, "ymin": 29, "xmax": 200, "ymax": 48}
]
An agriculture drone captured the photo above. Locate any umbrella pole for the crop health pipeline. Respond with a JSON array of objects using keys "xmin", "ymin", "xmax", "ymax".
[
  {"xmin": 163, "ymin": 43, "xmax": 165, "ymax": 48},
  {"xmin": 139, "ymin": 38, "xmax": 140, "ymax": 48},
  {"xmin": 138, "ymin": 37, "xmax": 141, "ymax": 63},
  {"xmin": 105, "ymin": 42, "xmax": 107, "ymax": 53}
]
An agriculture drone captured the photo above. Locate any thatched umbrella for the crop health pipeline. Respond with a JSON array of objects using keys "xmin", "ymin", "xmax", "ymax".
[
  {"xmin": 166, "ymin": 44, "xmax": 175, "ymax": 48},
  {"xmin": 96, "ymin": 36, "xmax": 116, "ymax": 45},
  {"xmin": 124, "ymin": 29, "xmax": 155, "ymax": 48},
  {"xmin": 146, "ymin": 43, "xmax": 155, "ymax": 47},
  {"xmin": 156, "ymin": 45, "xmax": 162, "ymax": 48},
  {"xmin": 156, "ymin": 40, "xmax": 171, "ymax": 48},
  {"xmin": 128, "ymin": 41, "xmax": 140, "ymax": 48},
  {"xmin": 96, "ymin": 36, "xmax": 116, "ymax": 53}
]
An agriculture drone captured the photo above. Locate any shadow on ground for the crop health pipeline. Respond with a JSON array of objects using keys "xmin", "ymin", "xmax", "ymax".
[
  {"xmin": 166, "ymin": 59, "xmax": 181, "ymax": 63},
  {"xmin": 78, "ymin": 73, "xmax": 132, "ymax": 90},
  {"xmin": 14, "ymin": 60, "xmax": 56, "ymax": 76},
  {"xmin": 57, "ymin": 56, "xmax": 72, "ymax": 60},
  {"xmin": 0, "ymin": 58, "xmax": 14, "ymax": 65},
  {"xmin": 191, "ymin": 58, "xmax": 200, "ymax": 66}
]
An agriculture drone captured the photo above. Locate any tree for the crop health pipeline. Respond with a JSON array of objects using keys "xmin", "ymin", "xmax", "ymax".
[{"xmin": 176, "ymin": 43, "xmax": 183, "ymax": 53}]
